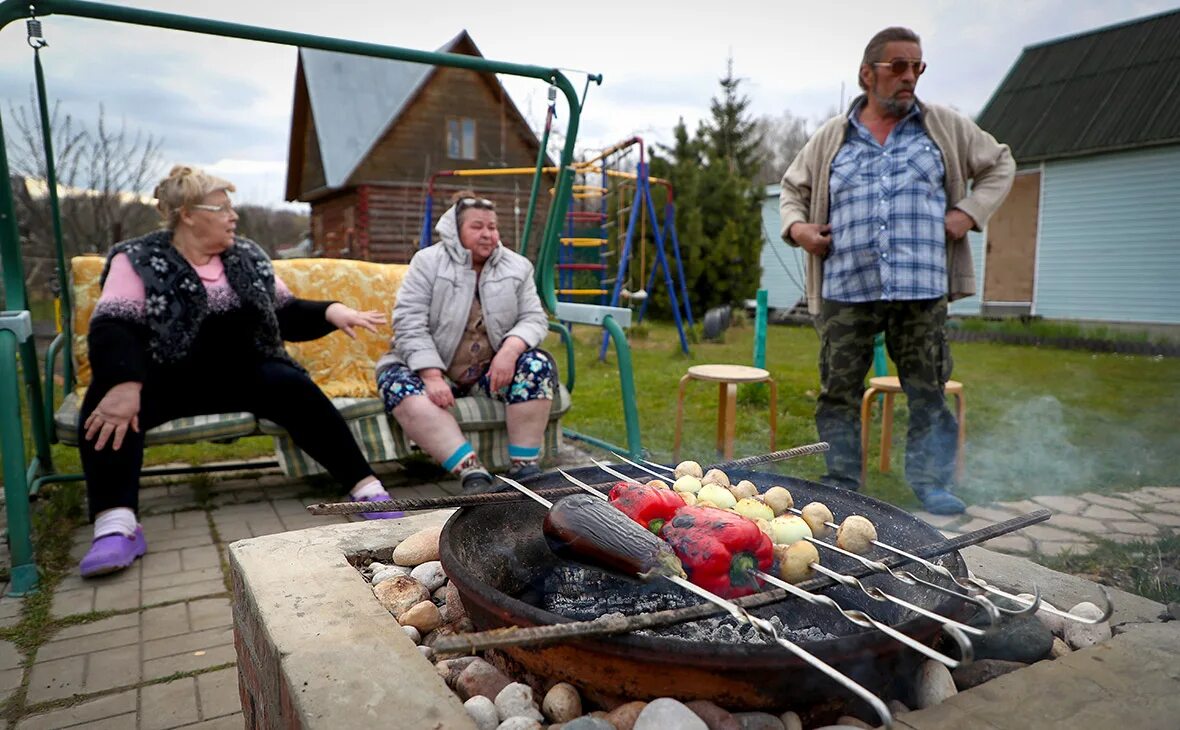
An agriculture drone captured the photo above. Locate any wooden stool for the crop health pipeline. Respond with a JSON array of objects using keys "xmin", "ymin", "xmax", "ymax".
[
  {"xmin": 673, "ymin": 364, "xmax": 777, "ymax": 461},
  {"xmin": 859, "ymin": 376, "xmax": 966, "ymax": 486}
]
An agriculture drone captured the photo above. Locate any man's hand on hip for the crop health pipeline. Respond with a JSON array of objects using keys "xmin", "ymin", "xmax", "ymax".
[
  {"xmin": 945, "ymin": 209, "xmax": 976, "ymax": 240},
  {"xmin": 790, "ymin": 222, "xmax": 832, "ymax": 257}
]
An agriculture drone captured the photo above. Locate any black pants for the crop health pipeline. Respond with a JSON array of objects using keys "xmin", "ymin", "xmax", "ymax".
[
  {"xmin": 79, "ymin": 359, "xmax": 375, "ymax": 520},
  {"xmin": 815, "ymin": 297, "xmax": 957, "ymax": 494}
]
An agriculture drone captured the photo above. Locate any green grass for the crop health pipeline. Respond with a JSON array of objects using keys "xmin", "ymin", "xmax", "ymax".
[
  {"xmin": 549, "ymin": 321, "xmax": 1180, "ymax": 510},
  {"xmin": 1039, "ymin": 535, "xmax": 1180, "ymax": 605}
]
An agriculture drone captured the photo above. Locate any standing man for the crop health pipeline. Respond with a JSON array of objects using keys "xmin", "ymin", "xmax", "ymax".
[{"xmin": 780, "ymin": 27, "xmax": 1014, "ymax": 514}]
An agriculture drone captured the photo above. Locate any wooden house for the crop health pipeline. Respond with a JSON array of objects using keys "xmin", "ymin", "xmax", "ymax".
[
  {"xmin": 970, "ymin": 8, "xmax": 1180, "ymax": 324},
  {"xmin": 284, "ymin": 31, "xmax": 555, "ymax": 263}
]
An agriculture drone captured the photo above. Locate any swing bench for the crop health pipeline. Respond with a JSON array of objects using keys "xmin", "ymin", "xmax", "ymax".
[{"xmin": 0, "ymin": 0, "xmax": 643, "ymax": 595}]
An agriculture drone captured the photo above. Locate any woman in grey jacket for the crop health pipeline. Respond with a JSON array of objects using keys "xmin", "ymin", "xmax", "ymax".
[{"xmin": 375, "ymin": 194, "xmax": 555, "ymax": 493}]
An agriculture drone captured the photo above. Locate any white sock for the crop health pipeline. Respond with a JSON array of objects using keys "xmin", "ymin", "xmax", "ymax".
[
  {"xmin": 94, "ymin": 508, "xmax": 138, "ymax": 538},
  {"xmin": 349, "ymin": 478, "xmax": 387, "ymax": 499}
]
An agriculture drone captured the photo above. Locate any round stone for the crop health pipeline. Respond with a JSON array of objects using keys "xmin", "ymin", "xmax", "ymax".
[
  {"xmin": 634, "ymin": 698, "xmax": 708, "ymax": 730},
  {"xmin": 542, "ymin": 682, "xmax": 582, "ymax": 723},
  {"xmin": 398, "ymin": 600, "xmax": 441, "ymax": 633},
  {"xmin": 464, "ymin": 695, "xmax": 498, "ymax": 730},
  {"xmin": 411, "ymin": 560, "xmax": 448, "ymax": 592},
  {"xmin": 372, "ymin": 565, "xmax": 412, "ymax": 585},
  {"xmin": 373, "ymin": 575, "xmax": 428, "ymax": 618},
  {"xmin": 393, "ymin": 525, "xmax": 443, "ymax": 566},
  {"xmin": 1063, "ymin": 601, "xmax": 1111, "ymax": 649},
  {"xmin": 913, "ymin": 659, "xmax": 958, "ymax": 709},
  {"xmin": 494, "ymin": 682, "xmax": 543, "ymax": 723}
]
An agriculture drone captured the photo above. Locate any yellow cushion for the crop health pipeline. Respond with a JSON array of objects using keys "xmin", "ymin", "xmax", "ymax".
[
  {"xmin": 69, "ymin": 255, "xmax": 409, "ymax": 399},
  {"xmin": 274, "ymin": 258, "xmax": 408, "ymax": 398},
  {"xmin": 70, "ymin": 255, "xmax": 106, "ymax": 390}
]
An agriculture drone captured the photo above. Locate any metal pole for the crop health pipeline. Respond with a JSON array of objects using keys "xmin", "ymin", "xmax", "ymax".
[
  {"xmin": 34, "ymin": 49, "xmax": 73, "ymax": 392},
  {"xmin": 0, "ymin": 89, "xmax": 54, "ymax": 471},
  {"xmin": 0, "ymin": 0, "xmax": 581, "ymax": 313},
  {"xmin": 602, "ymin": 313, "xmax": 642, "ymax": 457},
  {"xmin": 0, "ymin": 311, "xmax": 40, "ymax": 595},
  {"xmin": 754, "ymin": 289, "xmax": 768, "ymax": 369}
]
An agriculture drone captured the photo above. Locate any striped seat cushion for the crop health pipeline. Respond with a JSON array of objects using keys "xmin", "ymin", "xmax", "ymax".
[
  {"xmin": 54, "ymin": 391, "xmax": 258, "ymax": 447},
  {"xmin": 270, "ymin": 383, "xmax": 572, "ymax": 477},
  {"xmin": 448, "ymin": 383, "xmax": 572, "ymax": 431},
  {"xmin": 257, "ymin": 397, "xmax": 386, "ymax": 435}
]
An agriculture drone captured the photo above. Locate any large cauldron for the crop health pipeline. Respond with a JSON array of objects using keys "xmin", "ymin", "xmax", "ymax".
[{"xmin": 439, "ymin": 465, "xmax": 969, "ymax": 714}]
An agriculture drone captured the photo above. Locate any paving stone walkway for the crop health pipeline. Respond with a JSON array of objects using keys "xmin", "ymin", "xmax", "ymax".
[
  {"xmin": 0, "ymin": 453, "xmax": 1175, "ymax": 729},
  {"xmin": 915, "ymin": 486, "xmax": 1180, "ymax": 556}
]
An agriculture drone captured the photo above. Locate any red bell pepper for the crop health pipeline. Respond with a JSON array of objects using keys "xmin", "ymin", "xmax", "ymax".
[
  {"xmin": 659, "ymin": 505, "xmax": 775, "ymax": 598},
  {"xmin": 608, "ymin": 481, "xmax": 685, "ymax": 534}
]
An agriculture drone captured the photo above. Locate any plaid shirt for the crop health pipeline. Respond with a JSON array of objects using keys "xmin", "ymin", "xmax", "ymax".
[{"xmin": 823, "ymin": 101, "xmax": 948, "ymax": 302}]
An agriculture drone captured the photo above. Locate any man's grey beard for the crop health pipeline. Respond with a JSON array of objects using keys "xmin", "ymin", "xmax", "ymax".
[{"xmin": 878, "ymin": 92, "xmax": 915, "ymax": 118}]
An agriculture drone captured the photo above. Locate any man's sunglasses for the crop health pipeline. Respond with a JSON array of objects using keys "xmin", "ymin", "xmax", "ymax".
[
  {"xmin": 872, "ymin": 59, "xmax": 927, "ymax": 76},
  {"xmin": 457, "ymin": 197, "xmax": 495, "ymax": 211}
]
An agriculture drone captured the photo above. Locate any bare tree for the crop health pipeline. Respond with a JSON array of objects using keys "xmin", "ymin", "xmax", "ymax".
[
  {"xmin": 235, "ymin": 204, "xmax": 309, "ymax": 255},
  {"xmin": 7, "ymin": 98, "xmax": 164, "ymax": 267},
  {"xmin": 754, "ymin": 109, "xmax": 810, "ymax": 185},
  {"xmin": 72, "ymin": 105, "xmax": 164, "ymax": 252}
]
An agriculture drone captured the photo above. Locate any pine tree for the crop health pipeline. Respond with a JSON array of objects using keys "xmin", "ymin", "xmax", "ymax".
[{"xmin": 649, "ymin": 57, "xmax": 765, "ymax": 318}]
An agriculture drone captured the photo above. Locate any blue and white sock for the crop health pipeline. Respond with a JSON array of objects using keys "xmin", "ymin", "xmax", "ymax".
[
  {"xmin": 444, "ymin": 442, "xmax": 488, "ymax": 480},
  {"xmin": 509, "ymin": 444, "xmax": 541, "ymax": 470}
]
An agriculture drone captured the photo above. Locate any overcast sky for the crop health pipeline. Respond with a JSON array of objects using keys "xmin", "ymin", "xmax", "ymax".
[{"xmin": 1, "ymin": 0, "xmax": 1175, "ymax": 207}]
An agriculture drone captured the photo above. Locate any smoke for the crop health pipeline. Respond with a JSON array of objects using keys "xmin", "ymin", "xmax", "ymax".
[{"xmin": 961, "ymin": 395, "xmax": 1096, "ymax": 502}]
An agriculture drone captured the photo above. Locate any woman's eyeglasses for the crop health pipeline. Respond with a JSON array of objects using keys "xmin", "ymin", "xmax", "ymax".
[
  {"xmin": 873, "ymin": 59, "xmax": 927, "ymax": 76},
  {"xmin": 191, "ymin": 203, "xmax": 235, "ymax": 215},
  {"xmin": 457, "ymin": 197, "xmax": 495, "ymax": 211}
]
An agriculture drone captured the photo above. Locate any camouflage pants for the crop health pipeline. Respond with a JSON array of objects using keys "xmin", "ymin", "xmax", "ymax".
[{"xmin": 815, "ymin": 297, "xmax": 957, "ymax": 495}]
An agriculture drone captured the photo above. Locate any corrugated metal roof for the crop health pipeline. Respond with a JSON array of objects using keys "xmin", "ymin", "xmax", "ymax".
[
  {"xmin": 299, "ymin": 47, "xmax": 434, "ymax": 188},
  {"xmin": 977, "ymin": 8, "xmax": 1180, "ymax": 162}
]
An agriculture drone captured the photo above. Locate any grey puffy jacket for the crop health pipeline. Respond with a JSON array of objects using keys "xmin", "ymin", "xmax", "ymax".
[{"xmin": 375, "ymin": 203, "xmax": 549, "ymax": 377}]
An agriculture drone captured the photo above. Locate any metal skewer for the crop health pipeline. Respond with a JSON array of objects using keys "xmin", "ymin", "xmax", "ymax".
[
  {"xmin": 501, "ymin": 474, "xmax": 894, "ymax": 729},
  {"xmin": 619, "ymin": 453, "xmax": 1112, "ymax": 624},
  {"xmin": 432, "ymin": 510, "xmax": 1056, "ymax": 655},
  {"xmin": 593, "ymin": 457, "xmax": 1004, "ymax": 628},
  {"xmin": 564, "ymin": 469, "xmax": 972, "ymax": 668},
  {"xmin": 642, "ymin": 441, "xmax": 831, "ymax": 473},
  {"xmin": 751, "ymin": 569, "xmax": 973, "ymax": 668}
]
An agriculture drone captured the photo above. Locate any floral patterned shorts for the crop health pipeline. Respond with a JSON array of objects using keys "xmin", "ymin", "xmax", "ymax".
[{"xmin": 378, "ymin": 348, "xmax": 556, "ymax": 412}]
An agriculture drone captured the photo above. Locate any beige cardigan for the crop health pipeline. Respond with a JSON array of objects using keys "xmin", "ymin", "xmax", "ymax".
[{"xmin": 779, "ymin": 97, "xmax": 1015, "ymax": 315}]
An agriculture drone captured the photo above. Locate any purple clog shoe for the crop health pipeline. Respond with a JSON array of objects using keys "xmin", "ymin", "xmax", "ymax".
[
  {"xmin": 350, "ymin": 492, "xmax": 405, "ymax": 520},
  {"xmin": 79, "ymin": 526, "xmax": 147, "ymax": 578}
]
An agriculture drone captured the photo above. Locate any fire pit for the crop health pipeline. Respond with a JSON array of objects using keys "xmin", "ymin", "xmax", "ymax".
[
  {"xmin": 439, "ymin": 465, "xmax": 972, "ymax": 714},
  {"xmin": 230, "ymin": 498, "xmax": 1180, "ymax": 729}
]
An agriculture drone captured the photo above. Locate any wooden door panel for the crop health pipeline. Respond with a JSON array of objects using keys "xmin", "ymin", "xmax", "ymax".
[{"xmin": 984, "ymin": 171, "xmax": 1040, "ymax": 303}]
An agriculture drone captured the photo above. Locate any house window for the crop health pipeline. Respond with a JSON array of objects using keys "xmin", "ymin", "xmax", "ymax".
[{"xmin": 446, "ymin": 117, "xmax": 477, "ymax": 160}]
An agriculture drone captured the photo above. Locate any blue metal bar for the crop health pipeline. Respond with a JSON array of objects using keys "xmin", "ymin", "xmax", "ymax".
[
  {"xmin": 597, "ymin": 176, "xmax": 643, "ymax": 361},
  {"xmin": 637, "ymin": 171, "xmax": 688, "ymax": 354},
  {"xmin": 420, "ymin": 195, "xmax": 434, "ymax": 249},
  {"xmin": 664, "ymin": 203, "xmax": 695, "ymax": 328}
]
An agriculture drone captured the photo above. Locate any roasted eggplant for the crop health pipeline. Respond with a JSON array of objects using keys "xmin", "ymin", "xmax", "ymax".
[{"xmin": 543, "ymin": 493, "xmax": 686, "ymax": 581}]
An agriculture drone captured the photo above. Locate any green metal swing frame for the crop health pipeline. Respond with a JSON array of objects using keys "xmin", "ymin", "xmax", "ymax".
[{"xmin": 0, "ymin": 0, "xmax": 643, "ymax": 595}]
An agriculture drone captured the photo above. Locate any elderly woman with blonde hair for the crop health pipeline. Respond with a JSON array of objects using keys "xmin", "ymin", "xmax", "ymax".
[{"xmin": 78, "ymin": 164, "xmax": 396, "ymax": 579}]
